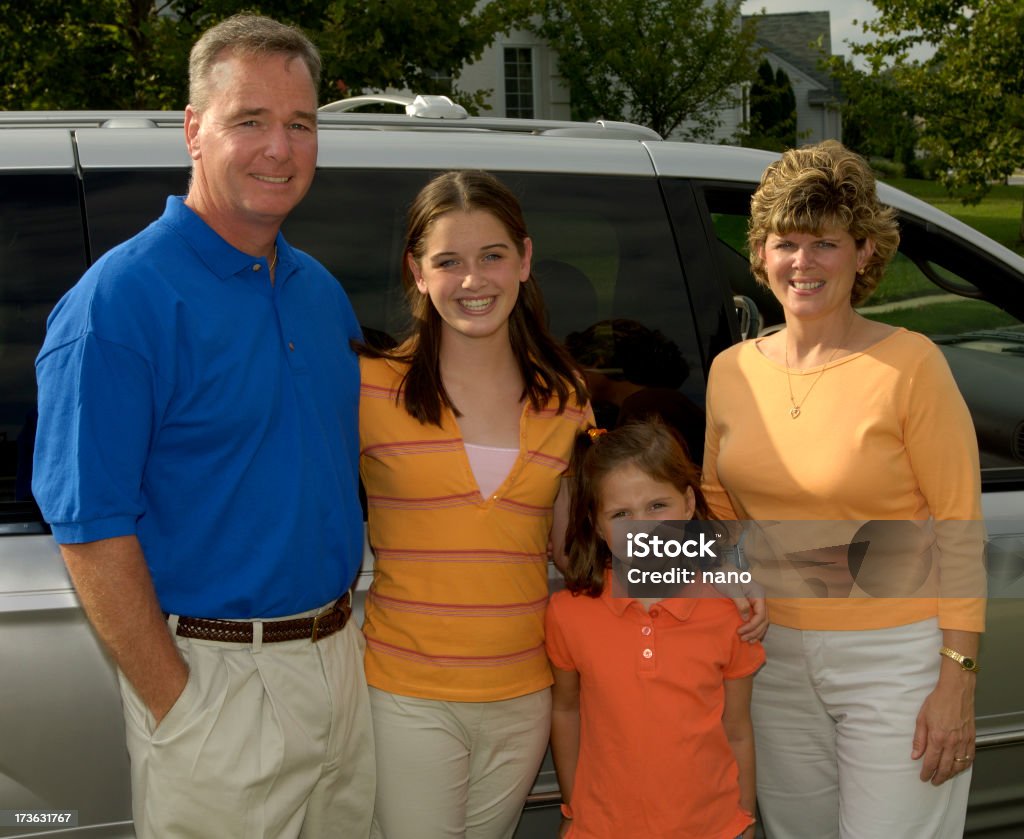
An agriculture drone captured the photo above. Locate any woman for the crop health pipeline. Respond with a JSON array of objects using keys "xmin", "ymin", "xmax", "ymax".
[
  {"xmin": 358, "ymin": 170, "xmax": 592, "ymax": 839},
  {"xmin": 702, "ymin": 141, "xmax": 985, "ymax": 838}
]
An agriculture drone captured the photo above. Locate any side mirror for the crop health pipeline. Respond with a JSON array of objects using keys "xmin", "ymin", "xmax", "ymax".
[{"xmin": 733, "ymin": 294, "xmax": 763, "ymax": 341}]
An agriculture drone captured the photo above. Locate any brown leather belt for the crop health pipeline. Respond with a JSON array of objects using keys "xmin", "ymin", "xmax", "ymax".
[{"xmin": 169, "ymin": 593, "xmax": 352, "ymax": 644}]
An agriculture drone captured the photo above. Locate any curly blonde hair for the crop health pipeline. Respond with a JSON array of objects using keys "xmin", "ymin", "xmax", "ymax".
[{"xmin": 747, "ymin": 140, "xmax": 900, "ymax": 306}]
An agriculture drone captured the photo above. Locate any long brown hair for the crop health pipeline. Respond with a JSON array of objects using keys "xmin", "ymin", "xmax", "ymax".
[
  {"xmin": 365, "ymin": 170, "xmax": 587, "ymax": 426},
  {"xmin": 565, "ymin": 420, "xmax": 713, "ymax": 597}
]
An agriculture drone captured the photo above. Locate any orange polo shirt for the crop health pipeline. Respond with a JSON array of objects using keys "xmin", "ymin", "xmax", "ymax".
[
  {"xmin": 546, "ymin": 577, "xmax": 764, "ymax": 839},
  {"xmin": 361, "ymin": 356, "xmax": 592, "ymax": 701}
]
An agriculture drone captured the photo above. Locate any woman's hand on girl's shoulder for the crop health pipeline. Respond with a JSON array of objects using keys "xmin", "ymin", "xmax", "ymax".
[
  {"xmin": 719, "ymin": 578, "xmax": 767, "ymax": 642},
  {"xmin": 735, "ymin": 590, "xmax": 768, "ymax": 643}
]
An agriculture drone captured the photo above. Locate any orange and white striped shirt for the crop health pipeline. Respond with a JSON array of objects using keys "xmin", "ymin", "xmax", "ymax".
[{"xmin": 359, "ymin": 356, "xmax": 592, "ymax": 701}]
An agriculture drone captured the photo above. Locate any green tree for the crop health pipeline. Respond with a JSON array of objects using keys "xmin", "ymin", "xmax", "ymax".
[
  {"xmin": 318, "ymin": 0, "xmax": 532, "ymax": 111},
  {"xmin": 534, "ymin": 0, "xmax": 760, "ymax": 140},
  {"xmin": 842, "ymin": 0, "xmax": 1024, "ymax": 239},
  {"xmin": 832, "ymin": 59, "xmax": 920, "ymax": 173},
  {"xmin": 0, "ymin": 0, "xmax": 196, "ymax": 108},
  {"xmin": 743, "ymin": 59, "xmax": 796, "ymax": 151},
  {"xmin": 0, "ymin": 1, "xmax": 530, "ymax": 112}
]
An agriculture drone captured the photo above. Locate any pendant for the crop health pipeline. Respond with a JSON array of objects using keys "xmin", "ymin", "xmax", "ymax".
[{"xmin": 790, "ymin": 406, "xmax": 801, "ymax": 419}]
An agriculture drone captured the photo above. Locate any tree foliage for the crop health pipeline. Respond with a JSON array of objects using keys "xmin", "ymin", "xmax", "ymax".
[
  {"xmin": 319, "ymin": 0, "xmax": 531, "ymax": 110},
  {"xmin": 0, "ymin": 1, "xmax": 530, "ymax": 111},
  {"xmin": 743, "ymin": 59, "xmax": 796, "ymax": 152},
  {"xmin": 838, "ymin": 0, "xmax": 1024, "ymax": 220},
  {"xmin": 534, "ymin": 0, "xmax": 760, "ymax": 140},
  {"xmin": 832, "ymin": 58, "xmax": 920, "ymax": 173},
  {"xmin": 0, "ymin": 0, "xmax": 195, "ymax": 108}
]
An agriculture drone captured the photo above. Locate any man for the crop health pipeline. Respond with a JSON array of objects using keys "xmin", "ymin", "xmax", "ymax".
[{"xmin": 32, "ymin": 14, "xmax": 373, "ymax": 838}]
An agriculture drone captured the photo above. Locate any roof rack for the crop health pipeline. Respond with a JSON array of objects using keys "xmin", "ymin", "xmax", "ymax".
[
  {"xmin": 0, "ymin": 100, "xmax": 662, "ymax": 141},
  {"xmin": 316, "ymin": 93, "xmax": 661, "ymax": 140},
  {"xmin": 319, "ymin": 94, "xmax": 469, "ymax": 119},
  {"xmin": 0, "ymin": 111, "xmax": 186, "ymax": 129}
]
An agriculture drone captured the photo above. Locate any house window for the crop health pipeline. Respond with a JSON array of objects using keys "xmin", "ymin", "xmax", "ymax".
[{"xmin": 504, "ymin": 47, "xmax": 535, "ymax": 118}]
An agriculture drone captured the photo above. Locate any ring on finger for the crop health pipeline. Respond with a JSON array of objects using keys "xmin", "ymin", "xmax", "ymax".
[{"xmin": 953, "ymin": 755, "xmax": 971, "ymax": 763}]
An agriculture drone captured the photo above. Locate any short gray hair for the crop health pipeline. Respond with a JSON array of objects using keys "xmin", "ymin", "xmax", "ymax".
[{"xmin": 188, "ymin": 14, "xmax": 321, "ymax": 113}]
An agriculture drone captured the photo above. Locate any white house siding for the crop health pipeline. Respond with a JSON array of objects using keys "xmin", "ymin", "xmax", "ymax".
[
  {"xmin": 382, "ymin": 9, "xmax": 840, "ymax": 146},
  {"xmin": 458, "ymin": 28, "xmax": 571, "ymax": 120},
  {"xmin": 761, "ymin": 53, "xmax": 840, "ymax": 146}
]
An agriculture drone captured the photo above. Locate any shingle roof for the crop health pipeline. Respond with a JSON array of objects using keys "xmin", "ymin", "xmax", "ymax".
[{"xmin": 742, "ymin": 11, "xmax": 837, "ymax": 92}]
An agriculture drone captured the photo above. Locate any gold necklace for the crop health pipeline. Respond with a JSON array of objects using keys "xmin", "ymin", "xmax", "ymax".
[
  {"xmin": 784, "ymin": 316, "xmax": 855, "ymax": 419},
  {"xmin": 269, "ymin": 246, "xmax": 278, "ymax": 273}
]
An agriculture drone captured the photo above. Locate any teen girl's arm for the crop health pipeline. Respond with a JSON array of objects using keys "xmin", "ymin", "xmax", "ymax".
[
  {"xmin": 723, "ymin": 674, "xmax": 757, "ymax": 839},
  {"xmin": 550, "ymin": 478, "xmax": 571, "ymax": 574},
  {"xmin": 550, "ymin": 664, "xmax": 581, "ymax": 837}
]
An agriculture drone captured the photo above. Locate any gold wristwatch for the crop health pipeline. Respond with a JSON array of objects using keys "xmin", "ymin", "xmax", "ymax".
[{"xmin": 939, "ymin": 646, "xmax": 980, "ymax": 673}]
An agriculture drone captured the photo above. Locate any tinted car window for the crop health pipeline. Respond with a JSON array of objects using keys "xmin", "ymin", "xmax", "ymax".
[
  {"xmin": 0, "ymin": 173, "xmax": 88, "ymax": 510},
  {"xmin": 83, "ymin": 170, "xmax": 191, "ymax": 259},
  {"xmin": 290, "ymin": 169, "xmax": 709, "ymax": 458},
  {"xmin": 4, "ymin": 167, "xmax": 711, "ymax": 515}
]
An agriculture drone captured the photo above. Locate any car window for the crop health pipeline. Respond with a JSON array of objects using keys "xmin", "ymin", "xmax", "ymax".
[
  {"xmin": 83, "ymin": 170, "xmax": 191, "ymax": 259},
  {"xmin": 2, "ymin": 166, "xmax": 711, "ymax": 517},
  {"xmin": 0, "ymin": 173, "xmax": 88, "ymax": 513},
  {"xmin": 289, "ymin": 169, "xmax": 708, "ymax": 462}
]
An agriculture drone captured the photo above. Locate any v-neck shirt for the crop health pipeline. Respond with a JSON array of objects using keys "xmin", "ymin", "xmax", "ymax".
[
  {"xmin": 464, "ymin": 442, "xmax": 520, "ymax": 499},
  {"xmin": 359, "ymin": 356, "xmax": 592, "ymax": 701}
]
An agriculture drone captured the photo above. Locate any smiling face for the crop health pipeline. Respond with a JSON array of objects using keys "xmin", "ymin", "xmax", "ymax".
[
  {"xmin": 408, "ymin": 209, "xmax": 532, "ymax": 346},
  {"xmin": 184, "ymin": 49, "xmax": 318, "ymax": 247},
  {"xmin": 760, "ymin": 227, "xmax": 874, "ymax": 323}
]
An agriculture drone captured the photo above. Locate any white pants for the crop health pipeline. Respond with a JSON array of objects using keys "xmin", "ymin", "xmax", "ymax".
[
  {"xmin": 752, "ymin": 619, "xmax": 971, "ymax": 839},
  {"xmin": 119, "ymin": 610, "xmax": 375, "ymax": 839},
  {"xmin": 368, "ymin": 687, "xmax": 552, "ymax": 839}
]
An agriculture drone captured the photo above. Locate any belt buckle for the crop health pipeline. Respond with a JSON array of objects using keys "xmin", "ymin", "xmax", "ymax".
[
  {"xmin": 311, "ymin": 609, "xmax": 329, "ymax": 643},
  {"xmin": 311, "ymin": 600, "xmax": 341, "ymax": 643}
]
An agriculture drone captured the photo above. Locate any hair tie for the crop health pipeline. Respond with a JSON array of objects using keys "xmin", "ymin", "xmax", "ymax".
[{"xmin": 587, "ymin": 427, "xmax": 608, "ymax": 443}]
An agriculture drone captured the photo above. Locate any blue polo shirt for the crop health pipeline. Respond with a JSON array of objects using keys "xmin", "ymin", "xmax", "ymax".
[{"xmin": 33, "ymin": 197, "xmax": 364, "ymax": 618}]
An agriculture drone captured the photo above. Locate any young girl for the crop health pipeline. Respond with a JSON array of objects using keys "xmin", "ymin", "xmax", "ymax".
[
  {"xmin": 547, "ymin": 421, "xmax": 764, "ymax": 839},
  {"xmin": 359, "ymin": 170, "xmax": 593, "ymax": 839}
]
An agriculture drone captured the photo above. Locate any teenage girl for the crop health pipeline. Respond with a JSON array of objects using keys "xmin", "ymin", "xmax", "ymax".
[
  {"xmin": 547, "ymin": 421, "xmax": 764, "ymax": 839},
  {"xmin": 359, "ymin": 170, "xmax": 592, "ymax": 839}
]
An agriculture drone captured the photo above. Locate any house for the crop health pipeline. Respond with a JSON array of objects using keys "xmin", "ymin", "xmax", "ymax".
[
  {"xmin": 451, "ymin": 11, "xmax": 842, "ymax": 145},
  {"xmin": 741, "ymin": 11, "xmax": 842, "ymax": 145},
  {"xmin": 456, "ymin": 24, "xmax": 572, "ymax": 122}
]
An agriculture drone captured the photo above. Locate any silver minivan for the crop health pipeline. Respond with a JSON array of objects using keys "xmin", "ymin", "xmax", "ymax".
[{"xmin": 1, "ymin": 106, "xmax": 1022, "ymax": 838}]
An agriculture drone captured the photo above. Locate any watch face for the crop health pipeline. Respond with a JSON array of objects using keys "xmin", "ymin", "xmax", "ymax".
[{"xmin": 963, "ymin": 657, "xmax": 977, "ymax": 670}]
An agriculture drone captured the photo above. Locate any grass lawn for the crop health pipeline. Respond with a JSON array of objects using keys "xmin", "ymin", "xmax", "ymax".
[
  {"xmin": 869, "ymin": 254, "xmax": 934, "ymax": 304},
  {"xmin": 864, "ymin": 299, "xmax": 1018, "ymax": 334},
  {"xmin": 883, "ymin": 177, "xmax": 1024, "ymax": 258},
  {"xmin": 869, "ymin": 178, "xmax": 1024, "ymax": 307}
]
